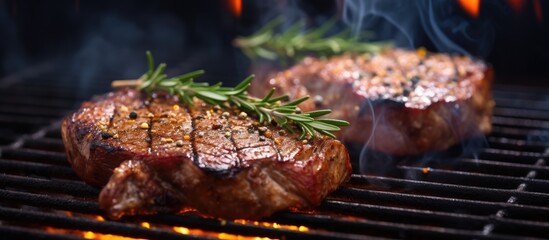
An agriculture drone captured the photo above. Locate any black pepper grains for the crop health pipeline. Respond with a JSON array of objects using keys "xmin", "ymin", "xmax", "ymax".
[
  {"xmin": 101, "ymin": 132, "xmax": 113, "ymax": 139},
  {"xmin": 129, "ymin": 112, "xmax": 138, "ymax": 119}
]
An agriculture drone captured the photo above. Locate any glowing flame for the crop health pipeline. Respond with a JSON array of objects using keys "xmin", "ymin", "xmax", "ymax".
[
  {"xmin": 46, "ymin": 213, "xmax": 310, "ymax": 239},
  {"xmin": 533, "ymin": 0, "xmax": 543, "ymax": 22},
  {"xmin": 458, "ymin": 0, "xmax": 481, "ymax": 18},
  {"xmin": 173, "ymin": 226, "xmax": 190, "ymax": 235},
  {"xmin": 508, "ymin": 0, "xmax": 526, "ymax": 13},
  {"xmin": 82, "ymin": 231, "xmax": 142, "ymax": 240},
  {"xmin": 84, "ymin": 231, "xmax": 95, "ymax": 239},
  {"xmin": 140, "ymin": 222, "xmax": 150, "ymax": 229},
  {"xmin": 227, "ymin": 0, "xmax": 242, "ymax": 17},
  {"xmin": 218, "ymin": 233, "xmax": 273, "ymax": 240},
  {"xmin": 233, "ymin": 219, "xmax": 310, "ymax": 232},
  {"xmin": 47, "ymin": 226, "xmax": 141, "ymax": 240}
]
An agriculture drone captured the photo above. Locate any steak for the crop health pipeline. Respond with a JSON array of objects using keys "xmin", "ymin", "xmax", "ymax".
[
  {"xmin": 252, "ymin": 48, "xmax": 494, "ymax": 155},
  {"xmin": 61, "ymin": 89, "xmax": 351, "ymax": 219}
]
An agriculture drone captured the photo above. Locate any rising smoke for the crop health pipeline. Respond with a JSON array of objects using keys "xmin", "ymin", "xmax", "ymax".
[{"xmin": 342, "ymin": 0, "xmax": 497, "ymax": 57}]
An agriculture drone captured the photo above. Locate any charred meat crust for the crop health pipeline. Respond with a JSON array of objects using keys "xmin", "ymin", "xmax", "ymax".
[
  {"xmin": 252, "ymin": 48, "xmax": 494, "ymax": 155},
  {"xmin": 62, "ymin": 89, "xmax": 351, "ymax": 219}
]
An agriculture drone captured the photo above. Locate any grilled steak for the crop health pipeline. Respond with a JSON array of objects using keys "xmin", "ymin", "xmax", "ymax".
[
  {"xmin": 61, "ymin": 89, "xmax": 351, "ymax": 219},
  {"xmin": 252, "ymin": 48, "xmax": 494, "ymax": 155}
]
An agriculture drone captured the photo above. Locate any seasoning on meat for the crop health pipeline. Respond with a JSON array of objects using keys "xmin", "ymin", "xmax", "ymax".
[
  {"xmin": 252, "ymin": 48, "xmax": 494, "ymax": 155},
  {"xmin": 61, "ymin": 89, "xmax": 352, "ymax": 220}
]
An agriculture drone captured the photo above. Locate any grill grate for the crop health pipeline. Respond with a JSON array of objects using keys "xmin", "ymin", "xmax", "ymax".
[{"xmin": 1, "ymin": 78, "xmax": 549, "ymax": 239}]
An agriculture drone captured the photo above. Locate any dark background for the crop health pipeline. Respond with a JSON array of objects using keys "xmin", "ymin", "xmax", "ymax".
[{"xmin": 0, "ymin": 0, "xmax": 548, "ymax": 88}]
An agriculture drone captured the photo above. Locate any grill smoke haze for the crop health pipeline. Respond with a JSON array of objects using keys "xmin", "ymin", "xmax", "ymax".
[{"xmin": 342, "ymin": 0, "xmax": 497, "ymax": 57}]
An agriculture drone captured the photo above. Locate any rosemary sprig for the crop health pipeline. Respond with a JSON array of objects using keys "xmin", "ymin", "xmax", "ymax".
[
  {"xmin": 138, "ymin": 51, "xmax": 349, "ymax": 139},
  {"xmin": 234, "ymin": 17, "xmax": 392, "ymax": 65}
]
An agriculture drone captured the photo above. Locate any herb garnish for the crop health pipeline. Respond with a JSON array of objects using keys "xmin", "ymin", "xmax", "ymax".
[
  {"xmin": 133, "ymin": 51, "xmax": 349, "ymax": 139},
  {"xmin": 234, "ymin": 17, "xmax": 392, "ymax": 65}
]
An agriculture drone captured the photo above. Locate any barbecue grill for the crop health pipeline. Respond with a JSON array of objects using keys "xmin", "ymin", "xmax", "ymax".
[
  {"xmin": 2, "ymin": 0, "xmax": 549, "ymax": 239},
  {"xmin": 1, "ymin": 69, "xmax": 549, "ymax": 239}
]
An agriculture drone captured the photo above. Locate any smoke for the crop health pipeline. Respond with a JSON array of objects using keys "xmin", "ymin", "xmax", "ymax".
[
  {"xmin": 342, "ymin": 0, "xmax": 497, "ymax": 57},
  {"xmin": 1, "ymin": 1, "xmax": 244, "ymax": 93},
  {"xmin": 69, "ymin": 13, "xmax": 187, "ymax": 93},
  {"xmin": 342, "ymin": 0, "xmax": 422, "ymax": 51}
]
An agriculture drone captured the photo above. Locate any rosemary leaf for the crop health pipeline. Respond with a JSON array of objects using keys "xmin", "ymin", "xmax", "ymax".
[
  {"xmin": 306, "ymin": 109, "xmax": 332, "ymax": 117},
  {"xmin": 283, "ymin": 96, "xmax": 309, "ymax": 107},
  {"xmin": 196, "ymin": 91, "xmax": 228, "ymax": 101},
  {"xmin": 136, "ymin": 52, "xmax": 350, "ymax": 139},
  {"xmin": 173, "ymin": 69, "xmax": 205, "ymax": 81},
  {"xmin": 286, "ymin": 114, "xmax": 315, "ymax": 122},
  {"xmin": 235, "ymin": 17, "xmax": 392, "ymax": 65},
  {"xmin": 317, "ymin": 119, "xmax": 351, "ymax": 126},
  {"xmin": 316, "ymin": 129, "xmax": 336, "ymax": 139},
  {"xmin": 307, "ymin": 121, "xmax": 341, "ymax": 132}
]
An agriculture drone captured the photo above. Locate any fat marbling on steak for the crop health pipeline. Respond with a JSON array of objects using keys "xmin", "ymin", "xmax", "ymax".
[
  {"xmin": 61, "ymin": 89, "xmax": 351, "ymax": 219},
  {"xmin": 252, "ymin": 48, "xmax": 494, "ymax": 155}
]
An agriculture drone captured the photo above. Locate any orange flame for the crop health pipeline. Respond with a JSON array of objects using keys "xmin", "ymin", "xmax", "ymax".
[
  {"xmin": 82, "ymin": 231, "xmax": 141, "ymax": 240},
  {"xmin": 233, "ymin": 219, "xmax": 309, "ymax": 232},
  {"xmin": 173, "ymin": 226, "xmax": 190, "ymax": 235},
  {"xmin": 47, "ymin": 226, "xmax": 141, "ymax": 240},
  {"xmin": 46, "ymin": 212, "xmax": 309, "ymax": 239},
  {"xmin": 458, "ymin": 0, "xmax": 481, "ymax": 18},
  {"xmin": 140, "ymin": 222, "xmax": 151, "ymax": 229},
  {"xmin": 533, "ymin": 0, "xmax": 543, "ymax": 22},
  {"xmin": 508, "ymin": 0, "xmax": 526, "ymax": 13},
  {"xmin": 227, "ymin": 0, "xmax": 242, "ymax": 17}
]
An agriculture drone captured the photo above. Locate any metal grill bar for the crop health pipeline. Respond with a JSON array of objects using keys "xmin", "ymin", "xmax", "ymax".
[
  {"xmin": 0, "ymin": 206, "xmax": 211, "ymax": 240},
  {"xmin": 333, "ymin": 188, "xmax": 549, "ymax": 219},
  {"xmin": 0, "ymin": 88, "xmax": 85, "ymax": 101},
  {"xmin": 267, "ymin": 211, "xmax": 529, "ymax": 240},
  {"xmin": 0, "ymin": 159, "xmax": 78, "ymax": 178},
  {"xmin": 457, "ymin": 159, "xmax": 548, "ymax": 179},
  {"xmin": 0, "ymin": 174, "xmax": 99, "ymax": 197},
  {"xmin": 0, "ymin": 189, "xmax": 100, "ymax": 214},
  {"xmin": 321, "ymin": 200, "xmax": 488, "ymax": 228},
  {"xmin": 398, "ymin": 166, "xmax": 549, "ymax": 193},
  {"xmin": 1, "ymin": 148, "xmax": 68, "ymax": 166},
  {"xmin": 0, "ymin": 96, "xmax": 74, "ymax": 109},
  {"xmin": 21, "ymin": 138, "xmax": 65, "ymax": 152},
  {"xmin": 494, "ymin": 98, "xmax": 549, "ymax": 111},
  {"xmin": 479, "ymin": 146, "xmax": 545, "ymax": 159},
  {"xmin": 347, "ymin": 175, "xmax": 549, "ymax": 204},
  {"xmin": 140, "ymin": 214, "xmax": 371, "ymax": 240},
  {"xmin": 492, "ymin": 116, "xmax": 549, "ymax": 129},
  {"xmin": 493, "ymin": 87, "xmax": 549, "ymax": 100},
  {"xmin": 493, "ymin": 107, "xmax": 549, "ymax": 120},
  {"xmin": 478, "ymin": 158, "xmax": 546, "ymax": 236},
  {"xmin": 490, "ymin": 126, "xmax": 549, "ymax": 141},
  {"xmin": 0, "ymin": 189, "xmax": 371, "ymax": 240},
  {"xmin": 0, "ymin": 225, "xmax": 82, "ymax": 240}
]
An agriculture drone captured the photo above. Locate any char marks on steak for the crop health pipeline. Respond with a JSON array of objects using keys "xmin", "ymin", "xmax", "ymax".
[
  {"xmin": 61, "ymin": 89, "xmax": 351, "ymax": 219},
  {"xmin": 253, "ymin": 49, "xmax": 494, "ymax": 155}
]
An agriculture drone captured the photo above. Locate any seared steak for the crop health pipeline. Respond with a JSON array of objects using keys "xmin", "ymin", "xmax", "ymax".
[
  {"xmin": 61, "ymin": 89, "xmax": 351, "ymax": 219},
  {"xmin": 252, "ymin": 48, "xmax": 494, "ymax": 155}
]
